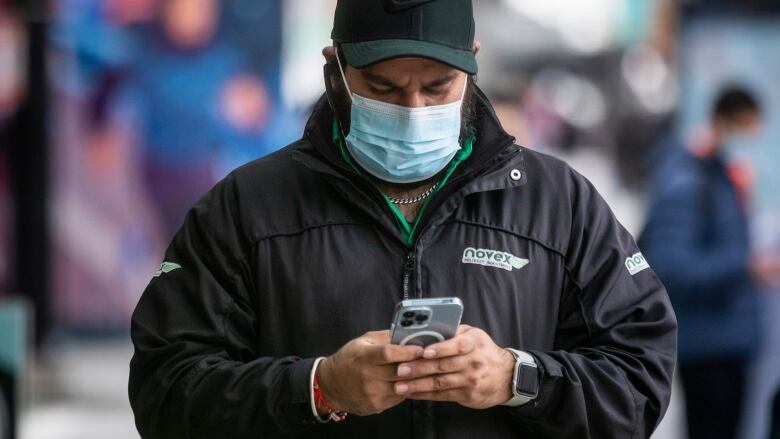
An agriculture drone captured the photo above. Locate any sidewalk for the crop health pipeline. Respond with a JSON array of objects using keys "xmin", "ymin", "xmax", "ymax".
[{"xmin": 21, "ymin": 339, "xmax": 138, "ymax": 439}]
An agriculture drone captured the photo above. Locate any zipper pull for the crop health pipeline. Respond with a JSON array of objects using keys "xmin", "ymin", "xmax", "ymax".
[{"xmin": 402, "ymin": 253, "xmax": 415, "ymax": 300}]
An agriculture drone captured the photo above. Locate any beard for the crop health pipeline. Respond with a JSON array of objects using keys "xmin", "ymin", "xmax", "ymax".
[{"xmin": 326, "ymin": 63, "xmax": 480, "ymax": 144}]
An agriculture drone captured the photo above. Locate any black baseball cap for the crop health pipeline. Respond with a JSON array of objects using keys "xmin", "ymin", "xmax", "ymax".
[{"xmin": 331, "ymin": 0, "xmax": 477, "ymax": 75}]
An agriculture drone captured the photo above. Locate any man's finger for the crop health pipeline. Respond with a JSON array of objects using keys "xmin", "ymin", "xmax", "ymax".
[
  {"xmin": 456, "ymin": 324, "xmax": 472, "ymax": 335},
  {"xmin": 364, "ymin": 343, "xmax": 424, "ymax": 365},
  {"xmin": 396, "ymin": 355, "xmax": 467, "ymax": 379},
  {"xmin": 362, "ymin": 330, "xmax": 391, "ymax": 344},
  {"xmin": 363, "ymin": 364, "xmax": 409, "ymax": 382},
  {"xmin": 421, "ymin": 331, "xmax": 476, "ymax": 359},
  {"xmin": 394, "ymin": 373, "xmax": 468, "ymax": 395},
  {"xmin": 407, "ymin": 389, "xmax": 467, "ymax": 402}
]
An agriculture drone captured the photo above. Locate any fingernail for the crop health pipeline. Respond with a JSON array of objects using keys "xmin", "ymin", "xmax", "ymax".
[
  {"xmin": 423, "ymin": 349, "xmax": 437, "ymax": 359},
  {"xmin": 397, "ymin": 365, "xmax": 411, "ymax": 377},
  {"xmin": 395, "ymin": 383, "xmax": 409, "ymax": 394}
]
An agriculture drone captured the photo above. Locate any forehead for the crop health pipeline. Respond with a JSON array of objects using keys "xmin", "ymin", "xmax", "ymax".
[{"xmin": 357, "ymin": 56, "xmax": 462, "ymax": 80}]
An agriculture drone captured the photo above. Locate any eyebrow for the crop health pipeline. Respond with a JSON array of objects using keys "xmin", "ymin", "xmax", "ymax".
[
  {"xmin": 425, "ymin": 73, "xmax": 460, "ymax": 88},
  {"xmin": 362, "ymin": 71, "xmax": 460, "ymax": 89}
]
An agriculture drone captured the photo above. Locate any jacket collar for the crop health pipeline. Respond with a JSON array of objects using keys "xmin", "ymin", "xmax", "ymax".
[{"xmin": 292, "ymin": 85, "xmax": 526, "ymax": 247}]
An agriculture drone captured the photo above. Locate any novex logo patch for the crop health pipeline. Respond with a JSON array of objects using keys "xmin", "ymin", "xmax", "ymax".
[
  {"xmin": 625, "ymin": 252, "xmax": 650, "ymax": 276},
  {"xmin": 462, "ymin": 247, "xmax": 529, "ymax": 272}
]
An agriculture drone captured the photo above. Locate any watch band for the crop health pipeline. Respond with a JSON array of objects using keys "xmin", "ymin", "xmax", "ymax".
[{"xmin": 502, "ymin": 348, "xmax": 539, "ymax": 407}]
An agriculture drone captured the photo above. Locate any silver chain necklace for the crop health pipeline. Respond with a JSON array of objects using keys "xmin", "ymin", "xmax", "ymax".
[{"xmin": 388, "ymin": 183, "xmax": 439, "ymax": 205}]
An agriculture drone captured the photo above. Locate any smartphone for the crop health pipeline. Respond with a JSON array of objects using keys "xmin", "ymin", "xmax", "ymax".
[{"xmin": 390, "ymin": 297, "xmax": 464, "ymax": 347}]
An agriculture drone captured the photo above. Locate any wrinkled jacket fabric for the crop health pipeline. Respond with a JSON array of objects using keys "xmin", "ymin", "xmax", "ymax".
[{"xmin": 129, "ymin": 88, "xmax": 677, "ymax": 438}]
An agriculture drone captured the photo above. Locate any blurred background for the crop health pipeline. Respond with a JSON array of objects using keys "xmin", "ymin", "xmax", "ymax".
[{"xmin": 0, "ymin": 0, "xmax": 779, "ymax": 438}]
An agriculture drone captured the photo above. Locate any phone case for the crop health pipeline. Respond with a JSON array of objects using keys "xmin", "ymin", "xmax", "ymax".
[{"xmin": 390, "ymin": 297, "xmax": 464, "ymax": 347}]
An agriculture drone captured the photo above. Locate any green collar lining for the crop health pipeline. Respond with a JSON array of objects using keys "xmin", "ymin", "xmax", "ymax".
[{"xmin": 332, "ymin": 118, "xmax": 474, "ymax": 246}]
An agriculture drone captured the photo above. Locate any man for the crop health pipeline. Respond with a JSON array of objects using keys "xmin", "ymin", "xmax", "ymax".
[
  {"xmin": 641, "ymin": 87, "xmax": 780, "ymax": 439},
  {"xmin": 129, "ymin": 1, "xmax": 677, "ymax": 437}
]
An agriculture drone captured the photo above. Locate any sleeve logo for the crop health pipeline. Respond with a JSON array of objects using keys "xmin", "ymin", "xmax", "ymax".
[
  {"xmin": 625, "ymin": 253, "xmax": 650, "ymax": 275},
  {"xmin": 154, "ymin": 262, "xmax": 181, "ymax": 277}
]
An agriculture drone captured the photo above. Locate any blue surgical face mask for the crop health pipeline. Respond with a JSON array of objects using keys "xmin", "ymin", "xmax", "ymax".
[{"xmin": 335, "ymin": 48, "xmax": 466, "ymax": 184}]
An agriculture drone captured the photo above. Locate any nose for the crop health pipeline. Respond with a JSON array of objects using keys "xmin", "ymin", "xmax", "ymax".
[{"xmin": 398, "ymin": 91, "xmax": 426, "ymax": 108}]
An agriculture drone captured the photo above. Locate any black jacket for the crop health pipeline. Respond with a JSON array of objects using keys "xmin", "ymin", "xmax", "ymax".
[{"xmin": 129, "ymin": 89, "xmax": 677, "ymax": 438}]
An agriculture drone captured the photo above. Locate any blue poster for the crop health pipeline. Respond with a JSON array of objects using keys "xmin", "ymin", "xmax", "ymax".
[{"xmin": 48, "ymin": 0, "xmax": 298, "ymax": 332}]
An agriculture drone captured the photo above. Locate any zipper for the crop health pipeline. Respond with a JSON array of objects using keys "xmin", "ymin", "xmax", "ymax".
[{"xmin": 402, "ymin": 252, "xmax": 415, "ymax": 300}]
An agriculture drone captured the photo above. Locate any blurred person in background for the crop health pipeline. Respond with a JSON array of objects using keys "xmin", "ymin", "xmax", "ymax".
[
  {"xmin": 124, "ymin": 0, "xmax": 273, "ymax": 238},
  {"xmin": 129, "ymin": 0, "xmax": 676, "ymax": 437},
  {"xmin": 641, "ymin": 86, "xmax": 780, "ymax": 439},
  {"xmin": 44, "ymin": 0, "xmax": 292, "ymax": 330}
]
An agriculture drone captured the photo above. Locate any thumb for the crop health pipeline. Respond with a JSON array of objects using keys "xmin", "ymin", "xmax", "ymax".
[{"xmin": 362, "ymin": 330, "xmax": 391, "ymax": 345}]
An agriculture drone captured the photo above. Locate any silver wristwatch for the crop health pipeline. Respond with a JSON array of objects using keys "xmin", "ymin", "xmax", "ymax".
[{"xmin": 502, "ymin": 348, "xmax": 539, "ymax": 407}]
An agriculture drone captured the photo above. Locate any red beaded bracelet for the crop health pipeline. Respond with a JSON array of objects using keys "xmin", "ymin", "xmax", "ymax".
[{"xmin": 313, "ymin": 374, "xmax": 348, "ymax": 422}]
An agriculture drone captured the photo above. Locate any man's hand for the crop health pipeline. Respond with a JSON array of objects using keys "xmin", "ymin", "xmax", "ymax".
[
  {"xmin": 391, "ymin": 325, "xmax": 516, "ymax": 409},
  {"xmin": 316, "ymin": 331, "xmax": 423, "ymax": 416}
]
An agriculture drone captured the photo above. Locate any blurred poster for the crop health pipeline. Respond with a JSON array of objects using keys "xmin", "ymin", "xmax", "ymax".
[
  {"xmin": 48, "ymin": 0, "xmax": 299, "ymax": 332},
  {"xmin": 678, "ymin": 17, "xmax": 780, "ymax": 230},
  {"xmin": 678, "ymin": 17, "xmax": 780, "ymax": 439}
]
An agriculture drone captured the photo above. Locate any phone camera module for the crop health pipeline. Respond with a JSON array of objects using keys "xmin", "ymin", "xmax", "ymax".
[
  {"xmin": 414, "ymin": 314, "xmax": 429, "ymax": 322},
  {"xmin": 402, "ymin": 311, "xmax": 415, "ymax": 318},
  {"xmin": 401, "ymin": 319, "xmax": 414, "ymax": 327}
]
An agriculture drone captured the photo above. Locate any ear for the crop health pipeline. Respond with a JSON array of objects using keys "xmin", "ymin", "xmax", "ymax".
[
  {"xmin": 323, "ymin": 46, "xmax": 337, "ymax": 63},
  {"xmin": 472, "ymin": 41, "xmax": 481, "ymax": 54}
]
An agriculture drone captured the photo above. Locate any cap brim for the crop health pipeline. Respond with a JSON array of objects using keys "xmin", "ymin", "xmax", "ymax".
[{"xmin": 341, "ymin": 39, "xmax": 478, "ymax": 75}]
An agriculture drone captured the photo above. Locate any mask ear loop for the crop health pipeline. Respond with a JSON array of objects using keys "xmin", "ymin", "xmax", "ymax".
[
  {"xmin": 334, "ymin": 47, "xmax": 353, "ymax": 98},
  {"xmin": 458, "ymin": 74, "xmax": 469, "ymax": 102},
  {"xmin": 331, "ymin": 46, "xmax": 353, "ymax": 142}
]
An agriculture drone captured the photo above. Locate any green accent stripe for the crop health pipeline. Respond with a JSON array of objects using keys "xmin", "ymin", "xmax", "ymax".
[{"xmin": 332, "ymin": 118, "xmax": 473, "ymax": 246}]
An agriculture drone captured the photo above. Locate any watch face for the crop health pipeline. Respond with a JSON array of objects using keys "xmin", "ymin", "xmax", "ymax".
[{"xmin": 515, "ymin": 364, "xmax": 539, "ymax": 396}]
